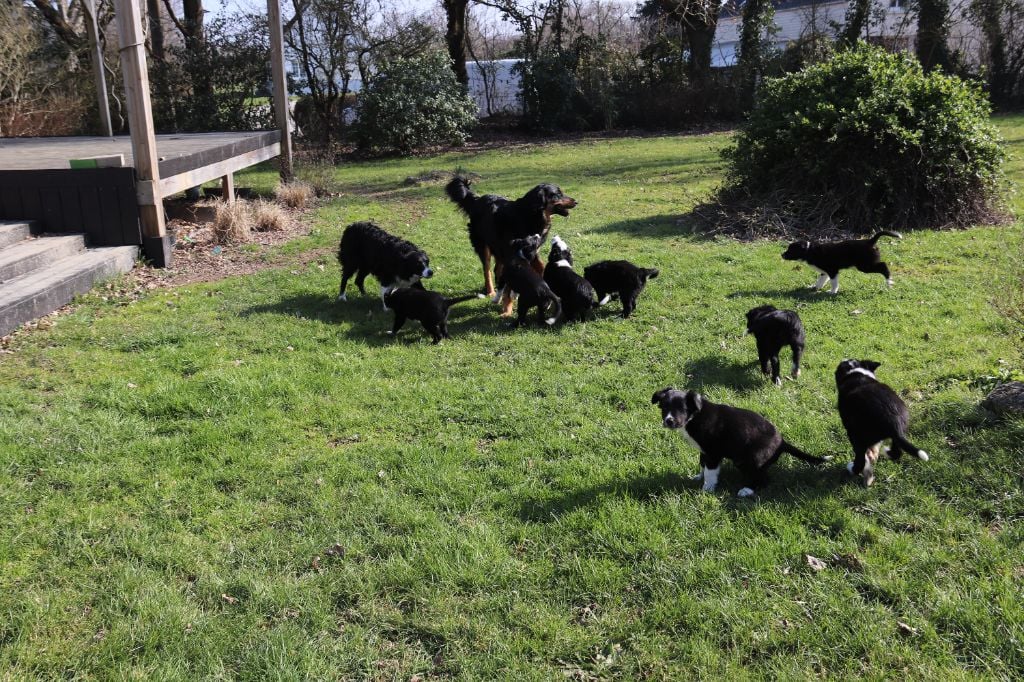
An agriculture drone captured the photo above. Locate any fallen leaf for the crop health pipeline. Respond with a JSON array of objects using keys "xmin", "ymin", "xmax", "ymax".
[
  {"xmin": 849, "ymin": 309, "xmax": 863, "ymax": 316},
  {"xmin": 127, "ymin": 382, "xmax": 137, "ymax": 389},
  {"xmin": 311, "ymin": 556, "xmax": 322, "ymax": 571},
  {"xmin": 286, "ymin": 346, "xmax": 295, "ymax": 351},
  {"xmin": 221, "ymin": 593, "xmax": 238, "ymax": 605},
  {"xmin": 325, "ymin": 543, "xmax": 345, "ymax": 557},
  {"xmin": 377, "ymin": 470, "xmax": 387, "ymax": 479},
  {"xmin": 805, "ymin": 554, "xmax": 827, "ymax": 571}
]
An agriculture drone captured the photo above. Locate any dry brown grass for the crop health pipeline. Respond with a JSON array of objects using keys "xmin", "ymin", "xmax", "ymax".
[
  {"xmin": 251, "ymin": 199, "xmax": 292, "ymax": 232},
  {"xmin": 208, "ymin": 201, "xmax": 253, "ymax": 244},
  {"xmin": 275, "ymin": 181, "xmax": 313, "ymax": 209}
]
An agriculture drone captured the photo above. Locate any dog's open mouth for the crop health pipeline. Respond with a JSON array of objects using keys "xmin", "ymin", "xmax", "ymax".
[{"xmin": 552, "ymin": 198, "xmax": 577, "ymax": 217}]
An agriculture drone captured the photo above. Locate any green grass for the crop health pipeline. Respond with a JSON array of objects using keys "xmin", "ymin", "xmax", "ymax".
[{"xmin": 1, "ymin": 117, "xmax": 1023, "ymax": 679}]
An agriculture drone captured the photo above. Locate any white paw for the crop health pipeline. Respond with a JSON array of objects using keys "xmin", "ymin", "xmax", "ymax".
[
  {"xmin": 386, "ymin": 330, "xmax": 394, "ymax": 335},
  {"xmin": 737, "ymin": 487, "xmax": 756, "ymax": 498},
  {"xmin": 886, "ymin": 279, "xmax": 894, "ymax": 288},
  {"xmin": 690, "ymin": 472, "xmax": 704, "ymax": 482},
  {"xmin": 336, "ymin": 293, "xmax": 347, "ymax": 302},
  {"xmin": 701, "ymin": 482, "xmax": 717, "ymax": 493},
  {"xmin": 846, "ymin": 461, "xmax": 856, "ymax": 474},
  {"xmin": 774, "ymin": 376, "xmax": 783, "ymax": 387},
  {"xmin": 792, "ymin": 367, "xmax": 801, "ymax": 378},
  {"xmin": 545, "ymin": 317, "xmax": 557, "ymax": 326},
  {"xmin": 598, "ymin": 294, "xmax": 611, "ymax": 305},
  {"xmin": 917, "ymin": 450, "xmax": 929, "ymax": 462}
]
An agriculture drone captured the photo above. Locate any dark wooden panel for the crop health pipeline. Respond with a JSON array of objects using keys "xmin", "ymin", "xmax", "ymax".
[
  {"xmin": 158, "ymin": 130, "xmax": 280, "ymax": 178},
  {"xmin": 0, "ymin": 168, "xmax": 141, "ymax": 246}
]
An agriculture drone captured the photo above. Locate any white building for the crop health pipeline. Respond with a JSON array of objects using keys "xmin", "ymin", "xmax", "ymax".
[
  {"xmin": 712, "ymin": 0, "xmax": 982, "ymax": 67},
  {"xmin": 467, "ymin": 59, "xmax": 523, "ymax": 117}
]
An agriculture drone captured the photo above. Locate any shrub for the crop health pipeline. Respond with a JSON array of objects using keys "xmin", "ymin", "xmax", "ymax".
[
  {"xmin": 209, "ymin": 201, "xmax": 253, "ymax": 244},
  {"xmin": 251, "ymin": 200, "xmax": 291, "ymax": 232},
  {"xmin": 719, "ymin": 44, "xmax": 1007, "ymax": 234},
  {"xmin": 353, "ymin": 51, "xmax": 477, "ymax": 156},
  {"xmin": 275, "ymin": 181, "xmax": 313, "ymax": 209}
]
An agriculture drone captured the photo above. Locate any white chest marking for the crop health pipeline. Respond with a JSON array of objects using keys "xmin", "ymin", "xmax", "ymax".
[{"xmin": 554, "ymin": 260, "xmax": 572, "ymax": 268}]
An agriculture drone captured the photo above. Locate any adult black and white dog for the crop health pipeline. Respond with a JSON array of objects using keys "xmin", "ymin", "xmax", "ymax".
[
  {"xmin": 543, "ymin": 235, "xmax": 596, "ymax": 322},
  {"xmin": 781, "ymin": 231, "xmax": 902, "ymax": 294},
  {"xmin": 496, "ymin": 234, "xmax": 562, "ymax": 328},
  {"xmin": 583, "ymin": 260, "xmax": 659, "ymax": 318},
  {"xmin": 745, "ymin": 305, "xmax": 805, "ymax": 386},
  {"xmin": 337, "ymin": 221, "xmax": 433, "ymax": 309},
  {"xmin": 835, "ymin": 359, "xmax": 929, "ymax": 487},
  {"xmin": 652, "ymin": 388, "xmax": 827, "ymax": 497}
]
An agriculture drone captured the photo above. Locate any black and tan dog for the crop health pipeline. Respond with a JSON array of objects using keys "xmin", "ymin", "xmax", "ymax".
[
  {"xmin": 782, "ymin": 231, "xmax": 902, "ymax": 294},
  {"xmin": 543, "ymin": 235, "xmax": 596, "ymax": 322},
  {"xmin": 745, "ymin": 305, "xmax": 805, "ymax": 386},
  {"xmin": 653, "ymin": 388, "xmax": 827, "ymax": 497},
  {"xmin": 445, "ymin": 177, "xmax": 577, "ymax": 310},
  {"xmin": 835, "ymin": 359, "xmax": 929, "ymax": 486},
  {"xmin": 383, "ymin": 288, "xmax": 481, "ymax": 344},
  {"xmin": 337, "ymin": 221, "xmax": 432, "ymax": 310}
]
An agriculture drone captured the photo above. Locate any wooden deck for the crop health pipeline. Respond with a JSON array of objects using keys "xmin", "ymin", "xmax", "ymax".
[
  {"xmin": 0, "ymin": 131, "xmax": 281, "ymax": 251},
  {"xmin": 0, "ymin": 131, "xmax": 279, "ymax": 173}
]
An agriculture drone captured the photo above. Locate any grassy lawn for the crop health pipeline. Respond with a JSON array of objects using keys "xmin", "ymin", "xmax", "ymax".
[{"xmin": 1, "ymin": 116, "xmax": 1022, "ymax": 679}]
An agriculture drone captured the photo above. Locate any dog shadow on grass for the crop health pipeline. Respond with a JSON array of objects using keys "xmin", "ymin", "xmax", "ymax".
[
  {"xmin": 240, "ymin": 292, "xmax": 577, "ymax": 346},
  {"xmin": 682, "ymin": 355, "xmax": 764, "ymax": 392},
  {"xmin": 725, "ymin": 286, "xmax": 825, "ymax": 303},
  {"xmin": 517, "ymin": 464, "xmax": 850, "ymax": 523}
]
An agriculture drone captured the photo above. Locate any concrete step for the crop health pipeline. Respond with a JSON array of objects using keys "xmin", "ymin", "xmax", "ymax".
[
  {"xmin": 0, "ymin": 221, "xmax": 36, "ymax": 249},
  {"xmin": 0, "ymin": 234, "xmax": 87, "ymax": 283},
  {"xmin": 0, "ymin": 246, "xmax": 138, "ymax": 337}
]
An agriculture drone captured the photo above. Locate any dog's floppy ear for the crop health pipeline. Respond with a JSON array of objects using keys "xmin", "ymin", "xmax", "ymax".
[
  {"xmin": 651, "ymin": 388, "xmax": 672, "ymax": 405},
  {"xmin": 525, "ymin": 185, "xmax": 547, "ymax": 211},
  {"xmin": 685, "ymin": 391, "xmax": 703, "ymax": 414},
  {"xmin": 862, "ymin": 360, "xmax": 881, "ymax": 372}
]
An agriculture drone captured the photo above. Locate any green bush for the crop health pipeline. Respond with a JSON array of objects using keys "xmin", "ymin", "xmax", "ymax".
[
  {"xmin": 354, "ymin": 52, "xmax": 477, "ymax": 156},
  {"xmin": 720, "ymin": 44, "xmax": 1007, "ymax": 233}
]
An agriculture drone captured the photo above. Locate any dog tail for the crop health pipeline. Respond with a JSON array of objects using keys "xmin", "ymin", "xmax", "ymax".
[
  {"xmin": 545, "ymin": 295, "xmax": 562, "ymax": 326},
  {"xmin": 892, "ymin": 435, "xmax": 929, "ymax": 461},
  {"xmin": 445, "ymin": 177, "xmax": 476, "ymax": 215},
  {"xmin": 443, "ymin": 293, "xmax": 485, "ymax": 308},
  {"xmin": 778, "ymin": 439, "xmax": 831, "ymax": 464},
  {"xmin": 869, "ymin": 231, "xmax": 903, "ymax": 244}
]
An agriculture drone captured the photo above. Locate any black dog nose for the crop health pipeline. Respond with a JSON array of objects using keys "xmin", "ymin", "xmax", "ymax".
[{"xmin": 664, "ymin": 416, "xmax": 675, "ymax": 427}]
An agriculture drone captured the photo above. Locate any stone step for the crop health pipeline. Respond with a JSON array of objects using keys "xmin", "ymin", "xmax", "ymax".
[
  {"xmin": 0, "ymin": 221, "xmax": 36, "ymax": 249},
  {"xmin": 0, "ymin": 234, "xmax": 88, "ymax": 284},
  {"xmin": 0, "ymin": 246, "xmax": 138, "ymax": 337}
]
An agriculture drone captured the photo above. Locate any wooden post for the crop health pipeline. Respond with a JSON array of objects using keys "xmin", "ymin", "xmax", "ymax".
[
  {"xmin": 221, "ymin": 173, "xmax": 235, "ymax": 203},
  {"xmin": 83, "ymin": 0, "xmax": 113, "ymax": 137},
  {"xmin": 113, "ymin": 0, "xmax": 169, "ymax": 266},
  {"xmin": 267, "ymin": 0, "xmax": 293, "ymax": 181}
]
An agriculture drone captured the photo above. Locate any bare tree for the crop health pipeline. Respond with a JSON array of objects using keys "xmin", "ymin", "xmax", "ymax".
[{"xmin": 654, "ymin": 0, "xmax": 723, "ymax": 82}]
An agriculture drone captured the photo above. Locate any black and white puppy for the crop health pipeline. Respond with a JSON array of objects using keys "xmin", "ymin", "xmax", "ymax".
[
  {"xmin": 745, "ymin": 305, "xmax": 806, "ymax": 386},
  {"xmin": 583, "ymin": 260, "xmax": 659, "ymax": 318},
  {"xmin": 543, "ymin": 235, "xmax": 596, "ymax": 322},
  {"xmin": 652, "ymin": 388, "xmax": 827, "ymax": 497},
  {"xmin": 383, "ymin": 288, "xmax": 481, "ymax": 344},
  {"xmin": 337, "ymin": 221, "xmax": 433, "ymax": 309},
  {"xmin": 835, "ymin": 359, "xmax": 929, "ymax": 487},
  {"xmin": 496, "ymin": 234, "xmax": 562, "ymax": 328},
  {"xmin": 781, "ymin": 231, "xmax": 902, "ymax": 294}
]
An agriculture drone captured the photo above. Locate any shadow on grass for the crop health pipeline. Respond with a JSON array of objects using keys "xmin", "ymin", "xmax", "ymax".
[
  {"xmin": 588, "ymin": 213, "xmax": 713, "ymax": 240},
  {"xmin": 725, "ymin": 286, "xmax": 824, "ymax": 303},
  {"xmin": 517, "ymin": 464, "xmax": 850, "ymax": 522},
  {"xmin": 683, "ymin": 355, "xmax": 764, "ymax": 392},
  {"xmin": 240, "ymin": 291, "xmax": 588, "ymax": 345}
]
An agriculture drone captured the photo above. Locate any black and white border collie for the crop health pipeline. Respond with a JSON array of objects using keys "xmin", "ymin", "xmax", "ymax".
[
  {"xmin": 652, "ymin": 388, "xmax": 827, "ymax": 497},
  {"xmin": 835, "ymin": 359, "xmax": 929, "ymax": 487},
  {"xmin": 543, "ymin": 235, "xmax": 596, "ymax": 322},
  {"xmin": 745, "ymin": 305, "xmax": 806, "ymax": 386},
  {"xmin": 781, "ymin": 231, "xmax": 902, "ymax": 294},
  {"xmin": 583, "ymin": 260, "xmax": 659, "ymax": 318},
  {"xmin": 337, "ymin": 221, "xmax": 433, "ymax": 309},
  {"xmin": 383, "ymin": 288, "xmax": 481, "ymax": 344}
]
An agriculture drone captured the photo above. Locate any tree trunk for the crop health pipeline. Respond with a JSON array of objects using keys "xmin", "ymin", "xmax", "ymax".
[
  {"xmin": 975, "ymin": 0, "xmax": 1008, "ymax": 107},
  {"xmin": 655, "ymin": 0, "xmax": 722, "ymax": 84},
  {"xmin": 147, "ymin": 0, "xmax": 165, "ymax": 60},
  {"xmin": 737, "ymin": 0, "xmax": 772, "ymax": 106},
  {"xmin": 916, "ymin": 0, "xmax": 952, "ymax": 72},
  {"xmin": 442, "ymin": 0, "xmax": 469, "ymax": 86},
  {"xmin": 839, "ymin": 0, "xmax": 872, "ymax": 47}
]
